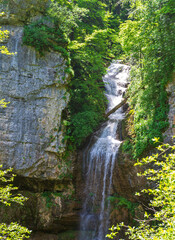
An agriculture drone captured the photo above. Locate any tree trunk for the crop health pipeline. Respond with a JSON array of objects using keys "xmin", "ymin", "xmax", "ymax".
[{"xmin": 105, "ymin": 97, "xmax": 128, "ymax": 118}]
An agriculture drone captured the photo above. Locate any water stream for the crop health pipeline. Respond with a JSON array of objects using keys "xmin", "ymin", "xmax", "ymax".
[{"xmin": 79, "ymin": 61, "xmax": 130, "ymax": 240}]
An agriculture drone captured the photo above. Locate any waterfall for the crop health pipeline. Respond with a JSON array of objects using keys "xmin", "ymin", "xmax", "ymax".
[{"xmin": 79, "ymin": 62, "xmax": 130, "ymax": 240}]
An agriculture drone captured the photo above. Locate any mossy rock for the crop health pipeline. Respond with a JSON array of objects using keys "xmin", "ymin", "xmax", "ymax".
[
  {"xmin": 57, "ymin": 230, "xmax": 80, "ymax": 240},
  {"xmin": 0, "ymin": 0, "xmax": 49, "ymax": 25}
]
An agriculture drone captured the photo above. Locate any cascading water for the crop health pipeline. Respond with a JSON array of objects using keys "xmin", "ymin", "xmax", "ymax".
[{"xmin": 79, "ymin": 61, "xmax": 130, "ymax": 240}]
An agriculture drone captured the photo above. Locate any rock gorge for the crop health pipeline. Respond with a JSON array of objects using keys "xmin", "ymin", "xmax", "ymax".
[
  {"xmin": 0, "ymin": 1, "xmax": 79, "ymax": 239},
  {"xmin": 0, "ymin": 1, "xmax": 174, "ymax": 240}
]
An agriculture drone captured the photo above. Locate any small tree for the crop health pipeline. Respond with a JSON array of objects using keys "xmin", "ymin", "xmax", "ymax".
[
  {"xmin": 0, "ymin": 167, "xmax": 31, "ymax": 239},
  {"xmin": 107, "ymin": 137, "xmax": 175, "ymax": 240},
  {"xmin": 0, "ymin": 104, "xmax": 31, "ymax": 239}
]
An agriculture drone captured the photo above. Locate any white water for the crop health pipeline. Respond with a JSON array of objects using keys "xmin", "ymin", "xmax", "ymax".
[{"xmin": 79, "ymin": 62, "xmax": 130, "ymax": 240}]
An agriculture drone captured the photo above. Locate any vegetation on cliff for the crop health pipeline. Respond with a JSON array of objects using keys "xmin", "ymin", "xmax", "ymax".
[
  {"xmin": 0, "ymin": 166, "xmax": 31, "ymax": 239},
  {"xmin": 48, "ymin": 0, "xmax": 129, "ymax": 147},
  {"xmin": 23, "ymin": 19, "xmax": 70, "ymax": 56},
  {"xmin": 119, "ymin": 0, "xmax": 175, "ymax": 158},
  {"xmin": 22, "ymin": 0, "xmax": 128, "ymax": 148},
  {"xmin": 107, "ymin": 139, "xmax": 175, "ymax": 240},
  {"xmin": 21, "ymin": 0, "xmax": 174, "ymax": 156},
  {"xmin": 0, "ymin": 25, "xmax": 12, "ymax": 55},
  {"xmin": 0, "ymin": 0, "xmax": 175, "ymax": 238},
  {"xmin": 0, "ymin": 24, "xmax": 31, "ymax": 239},
  {"xmin": 0, "ymin": 103, "xmax": 30, "ymax": 239}
]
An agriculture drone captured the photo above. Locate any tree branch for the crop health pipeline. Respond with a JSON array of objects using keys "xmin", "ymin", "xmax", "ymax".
[{"xmin": 105, "ymin": 97, "xmax": 128, "ymax": 118}]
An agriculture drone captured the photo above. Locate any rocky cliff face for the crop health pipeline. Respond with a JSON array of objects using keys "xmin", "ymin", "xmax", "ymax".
[
  {"xmin": 0, "ymin": 25, "xmax": 70, "ymax": 179},
  {"xmin": 0, "ymin": 2, "xmax": 70, "ymax": 179},
  {"xmin": 0, "ymin": 1, "xmax": 80, "ymax": 239}
]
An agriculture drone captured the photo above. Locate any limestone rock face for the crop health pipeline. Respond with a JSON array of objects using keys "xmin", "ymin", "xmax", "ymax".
[
  {"xmin": 0, "ymin": 26, "xmax": 70, "ymax": 179},
  {"xmin": 0, "ymin": 2, "xmax": 79, "ymax": 237},
  {"xmin": 0, "ymin": 189, "xmax": 80, "ymax": 235}
]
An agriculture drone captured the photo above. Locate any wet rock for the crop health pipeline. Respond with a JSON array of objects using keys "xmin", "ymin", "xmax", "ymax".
[
  {"xmin": 0, "ymin": 189, "xmax": 80, "ymax": 233},
  {"xmin": 29, "ymin": 232, "xmax": 58, "ymax": 240},
  {"xmin": 112, "ymin": 147, "xmax": 146, "ymax": 202},
  {"xmin": 110, "ymin": 208, "xmax": 131, "ymax": 226},
  {"xmin": 116, "ymin": 120, "xmax": 123, "ymax": 141}
]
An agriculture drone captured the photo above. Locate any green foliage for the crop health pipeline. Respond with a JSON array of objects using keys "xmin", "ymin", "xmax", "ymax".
[
  {"xmin": 47, "ymin": 0, "xmax": 129, "ymax": 147},
  {"xmin": 75, "ymin": 0, "xmax": 109, "ymax": 33},
  {"xmin": 107, "ymin": 138, "xmax": 175, "ymax": 240},
  {"xmin": 57, "ymin": 230, "xmax": 79, "ymax": 240},
  {"xmin": 48, "ymin": 0, "xmax": 88, "ymax": 36},
  {"xmin": 0, "ymin": 23, "xmax": 15, "ymax": 55},
  {"xmin": 70, "ymin": 111, "xmax": 103, "ymax": 146},
  {"xmin": 0, "ymin": 166, "xmax": 31, "ymax": 239},
  {"xmin": 67, "ymin": 28, "xmax": 121, "ymax": 146},
  {"xmin": 119, "ymin": 0, "xmax": 175, "ymax": 158},
  {"xmin": 0, "ymin": 25, "xmax": 10, "ymax": 55},
  {"xmin": 42, "ymin": 191, "xmax": 53, "ymax": 208},
  {"xmin": 122, "ymin": 139, "xmax": 132, "ymax": 154},
  {"xmin": 0, "ymin": 223, "xmax": 30, "ymax": 240},
  {"xmin": 0, "ymin": 31, "xmax": 30, "ymax": 237},
  {"xmin": 42, "ymin": 189, "xmax": 75, "ymax": 208},
  {"xmin": 116, "ymin": 197, "xmax": 136, "ymax": 217},
  {"xmin": 45, "ymin": 1, "xmax": 121, "ymax": 147},
  {"xmin": 0, "ymin": 77, "xmax": 30, "ymax": 239},
  {"xmin": 107, "ymin": 194, "xmax": 138, "ymax": 217},
  {"xmin": 0, "ymin": 99, "xmax": 9, "ymax": 108},
  {"xmin": 101, "ymin": 0, "xmax": 130, "ymax": 31},
  {"xmin": 22, "ymin": 0, "xmax": 128, "ymax": 148},
  {"xmin": 22, "ymin": 18, "xmax": 69, "ymax": 56},
  {"xmin": 68, "ymin": 44, "xmax": 106, "ymax": 145},
  {"xmin": 0, "ymin": 167, "xmax": 27, "ymax": 206},
  {"xmin": 21, "ymin": 1, "xmax": 128, "ymax": 148}
]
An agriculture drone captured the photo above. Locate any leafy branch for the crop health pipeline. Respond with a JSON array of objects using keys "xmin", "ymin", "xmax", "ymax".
[{"xmin": 107, "ymin": 138, "xmax": 175, "ymax": 240}]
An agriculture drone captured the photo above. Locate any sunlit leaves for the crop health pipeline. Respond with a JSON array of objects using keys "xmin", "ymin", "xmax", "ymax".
[
  {"xmin": 0, "ymin": 166, "xmax": 27, "ymax": 206},
  {"xmin": 48, "ymin": 0, "xmax": 88, "ymax": 35},
  {"xmin": 119, "ymin": 0, "xmax": 175, "ymax": 157},
  {"xmin": 107, "ymin": 141, "xmax": 175, "ymax": 240},
  {"xmin": 0, "ymin": 27, "xmax": 15, "ymax": 55},
  {"xmin": 0, "ymin": 99, "xmax": 10, "ymax": 108},
  {"xmin": 0, "ymin": 23, "xmax": 30, "ymax": 240},
  {"xmin": 0, "ymin": 166, "xmax": 31, "ymax": 239},
  {"xmin": 0, "ymin": 27, "xmax": 9, "ymax": 42},
  {"xmin": 0, "ymin": 222, "xmax": 31, "ymax": 240}
]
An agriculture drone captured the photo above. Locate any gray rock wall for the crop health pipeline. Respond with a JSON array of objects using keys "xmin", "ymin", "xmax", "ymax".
[
  {"xmin": 0, "ymin": 0, "xmax": 49, "ymax": 25},
  {"xmin": 0, "ymin": 25, "xmax": 70, "ymax": 179},
  {"xmin": 0, "ymin": 2, "xmax": 80, "ymax": 237}
]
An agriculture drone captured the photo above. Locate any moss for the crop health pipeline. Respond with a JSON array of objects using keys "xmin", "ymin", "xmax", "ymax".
[
  {"xmin": 0, "ymin": 0, "xmax": 48, "ymax": 24},
  {"xmin": 57, "ymin": 230, "xmax": 80, "ymax": 240},
  {"xmin": 107, "ymin": 194, "xmax": 138, "ymax": 217}
]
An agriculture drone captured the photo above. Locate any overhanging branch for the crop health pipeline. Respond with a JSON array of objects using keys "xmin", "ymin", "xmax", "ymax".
[{"xmin": 105, "ymin": 97, "xmax": 128, "ymax": 118}]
